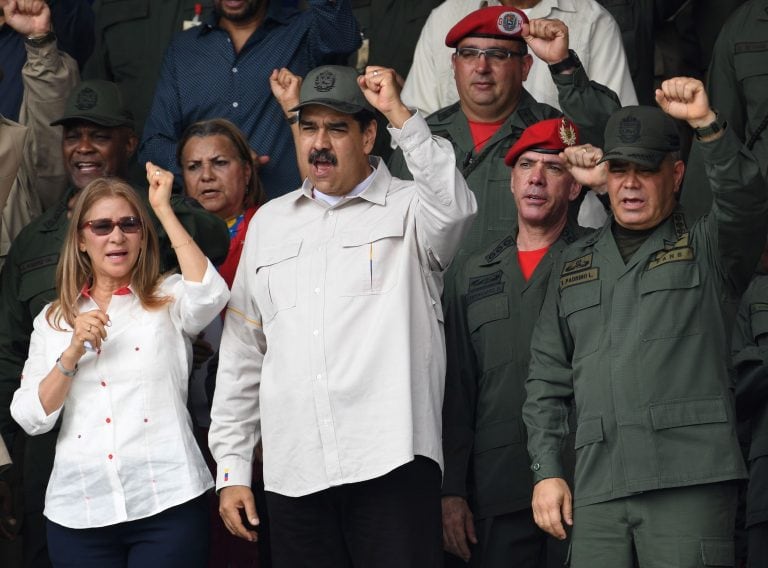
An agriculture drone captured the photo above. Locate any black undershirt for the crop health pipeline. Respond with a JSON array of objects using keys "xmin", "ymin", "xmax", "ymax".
[{"xmin": 612, "ymin": 222, "xmax": 657, "ymax": 263}]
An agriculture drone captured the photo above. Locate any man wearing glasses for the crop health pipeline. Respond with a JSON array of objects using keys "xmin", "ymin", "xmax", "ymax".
[{"xmin": 389, "ymin": 6, "xmax": 620, "ymax": 267}]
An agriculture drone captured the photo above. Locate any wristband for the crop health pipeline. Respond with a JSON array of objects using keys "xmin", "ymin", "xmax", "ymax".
[
  {"xmin": 693, "ymin": 111, "xmax": 727, "ymax": 140},
  {"xmin": 548, "ymin": 49, "xmax": 581, "ymax": 75},
  {"xmin": 25, "ymin": 31, "xmax": 57, "ymax": 47},
  {"xmin": 56, "ymin": 355, "xmax": 78, "ymax": 378}
]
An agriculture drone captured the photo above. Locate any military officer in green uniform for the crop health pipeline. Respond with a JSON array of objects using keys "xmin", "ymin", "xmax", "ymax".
[
  {"xmin": 388, "ymin": 6, "xmax": 620, "ymax": 262},
  {"xmin": 442, "ymin": 116, "xmax": 587, "ymax": 567},
  {"xmin": 0, "ymin": 79, "xmax": 228, "ymax": 568},
  {"xmin": 523, "ymin": 77, "xmax": 768, "ymax": 567},
  {"xmin": 732, "ymin": 268, "xmax": 768, "ymax": 567}
]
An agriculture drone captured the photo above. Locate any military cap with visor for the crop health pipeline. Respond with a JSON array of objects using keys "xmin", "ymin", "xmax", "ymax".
[
  {"xmin": 290, "ymin": 65, "xmax": 375, "ymax": 115},
  {"xmin": 51, "ymin": 79, "xmax": 135, "ymax": 130},
  {"xmin": 598, "ymin": 106, "xmax": 681, "ymax": 169}
]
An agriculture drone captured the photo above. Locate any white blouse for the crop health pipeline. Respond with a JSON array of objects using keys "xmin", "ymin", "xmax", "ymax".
[{"xmin": 11, "ymin": 261, "xmax": 229, "ymax": 529}]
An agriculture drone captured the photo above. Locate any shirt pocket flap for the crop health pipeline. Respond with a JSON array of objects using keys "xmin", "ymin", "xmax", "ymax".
[
  {"xmin": 559, "ymin": 281, "xmax": 601, "ymax": 317},
  {"xmin": 735, "ymin": 48, "xmax": 768, "ymax": 81},
  {"xmin": 340, "ymin": 215, "xmax": 405, "ymax": 247},
  {"xmin": 474, "ymin": 419, "xmax": 523, "ymax": 453},
  {"xmin": 650, "ymin": 397, "xmax": 727, "ymax": 431},
  {"xmin": 640, "ymin": 262, "xmax": 699, "ymax": 295},
  {"xmin": 574, "ymin": 416, "xmax": 604, "ymax": 449},
  {"xmin": 253, "ymin": 239, "xmax": 302, "ymax": 270},
  {"xmin": 98, "ymin": 0, "xmax": 150, "ymax": 27},
  {"xmin": 700, "ymin": 538, "xmax": 735, "ymax": 566},
  {"xmin": 467, "ymin": 295, "xmax": 509, "ymax": 334}
]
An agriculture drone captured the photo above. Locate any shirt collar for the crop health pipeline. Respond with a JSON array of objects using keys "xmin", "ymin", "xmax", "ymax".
[
  {"xmin": 79, "ymin": 281, "xmax": 134, "ymax": 300},
  {"xmin": 295, "ymin": 157, "xmax": 388, "ymax": 206}
]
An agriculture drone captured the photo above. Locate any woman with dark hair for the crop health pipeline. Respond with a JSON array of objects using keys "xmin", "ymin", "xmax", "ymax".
[
  {"xmin": 178, "ymin": 118, "xmax": 267, "ymax": 287},
  {"xmin": 178, "ymin": 119, "xmax": 270, "ymax": 566},
  {"xmin": 10, "ymin": 166, "xmax": 229, "ymax": 567}
]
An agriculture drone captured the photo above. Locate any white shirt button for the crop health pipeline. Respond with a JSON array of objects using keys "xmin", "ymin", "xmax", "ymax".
[
  {"xmin": 314, "ymin": 288, "xmax": 320, "ymax": 295},
  {"xmin": 232, "ymin": 102, "xmax": 239, "ymax": 108},
  {"xmin": 232, "ymin": 67, "xmax": 238, "ymax": 73},
  {"xmin": 313, "ymin": 329, "xmax": 319, "ymax": 336}
]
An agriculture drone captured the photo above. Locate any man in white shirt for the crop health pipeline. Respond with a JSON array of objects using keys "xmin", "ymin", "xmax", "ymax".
[
  {"xmin": 209, "ymin": 64, "xmax": 477, "ymax": 567},
  {"xmin": 402, "ymin": 0, "xmax": 637, "ymax": 116}
]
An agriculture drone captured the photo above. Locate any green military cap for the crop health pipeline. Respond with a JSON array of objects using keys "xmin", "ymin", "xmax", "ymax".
[
  {"xmin": 51, "ymin": 79, "xmax": 135, "ymax": 129},
  {"xmin": 599, "ymin": 105, "xmax": 680, "ymax": 169},
  {"xmin": 290, "ymin": 65, "xmax": 375, "ymax": 115}
]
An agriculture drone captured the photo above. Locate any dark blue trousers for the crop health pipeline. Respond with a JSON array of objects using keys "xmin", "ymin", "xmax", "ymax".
[{"xmin": 46, "ymin": 494, "xmax": 208, "ymax": 568}]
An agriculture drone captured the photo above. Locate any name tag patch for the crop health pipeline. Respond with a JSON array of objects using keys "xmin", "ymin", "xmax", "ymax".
[
  {"xmin": 466, "ymin": 271, "xmax": 505, "ymax": 304},
  {"xmin": 647, "ymin": 247, "xmax": 694, "ymax": 270},
  {"xmin": 560, "ymin": 268, "xmax": 599, "ymax": 290}
]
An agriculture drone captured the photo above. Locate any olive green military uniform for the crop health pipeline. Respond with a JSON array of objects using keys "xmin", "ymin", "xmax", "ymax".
[
  {"xmin": 523, "ymin": 125, "xmax": 768, "ymax": 566},
  {"xmin": 388, "ymin": 66, "xmax": 619, "ymax": 262},
  {"xmin": 681, "ymin": 0, "xmax": 768, "ymax": 220},
  {"xmin": 0, "ymin": 186, "xmax": 228, "ymax": 568},
  {"xmin": 443, "ymin": 220, "xmax": 586, "ymax": 567},
  {"xmin": 732, "ymin": 274, "xmax": 768, "ymax": 567}
]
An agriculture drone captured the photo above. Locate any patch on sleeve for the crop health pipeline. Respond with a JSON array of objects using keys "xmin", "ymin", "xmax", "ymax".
[{"xmin": 466, "ymin": 270, "xmax": 505, "ymax": 305}]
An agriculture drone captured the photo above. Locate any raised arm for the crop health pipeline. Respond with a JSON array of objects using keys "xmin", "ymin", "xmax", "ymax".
[
  {"xmin": 146, "ymin": 163, "xmax": 207, "ymax": 282},
  {"xmin": 359, "ymin": 65, "xmax": 477, "ymax": 271}
]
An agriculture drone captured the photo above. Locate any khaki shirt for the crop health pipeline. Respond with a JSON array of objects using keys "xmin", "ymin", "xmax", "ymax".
[
  {"xmin": 210, "ymin": 114, "xmax": 477, "ymax": 497},
  {"xmin": 0, "ymin": 40, "xmax": 79, "ymax": 268}
]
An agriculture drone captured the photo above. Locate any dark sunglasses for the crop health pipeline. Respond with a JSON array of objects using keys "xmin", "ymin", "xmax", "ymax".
[{"xmin": 80, "ymin": 216, "xmax": 142, "ymax": 236}]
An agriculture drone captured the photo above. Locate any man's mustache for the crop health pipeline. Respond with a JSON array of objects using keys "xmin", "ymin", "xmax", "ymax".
[{"xmin": 308, "ymin": 149, "xmax": 338, "ymax": 166}]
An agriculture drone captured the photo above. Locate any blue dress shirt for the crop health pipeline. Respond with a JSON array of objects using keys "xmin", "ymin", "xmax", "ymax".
[{"xmin": 139, "ymin": 0, "xmax": 361, "ymax": 198}]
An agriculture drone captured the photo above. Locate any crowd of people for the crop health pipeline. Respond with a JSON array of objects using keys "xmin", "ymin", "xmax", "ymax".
[{"xmin": 0, "ymin": 0, "xmax": 766, "ymax": 567}]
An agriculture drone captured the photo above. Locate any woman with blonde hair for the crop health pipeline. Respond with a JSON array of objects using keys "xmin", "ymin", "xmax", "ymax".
[{"xmin": 11, "ymin": 164, "xmax": 229, "ymax": 567}]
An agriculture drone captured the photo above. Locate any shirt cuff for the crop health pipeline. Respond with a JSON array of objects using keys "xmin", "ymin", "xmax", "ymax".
[
  {"xmin": 215, "ymin": 456, "xmax": 253, "ymax": 492},
  {"xmin": 387, "ymin": 110, "xmax": 429, "ymax": 153},
  {"xmin": 530, "ymin": 452, "xmax": 566, "ymax": 484}
]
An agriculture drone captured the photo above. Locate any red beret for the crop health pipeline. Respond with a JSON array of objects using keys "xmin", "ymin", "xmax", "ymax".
[
  {"xmin": 445, "ymin": 7, "xmax": 528, "ymax": 47},
  {"xmin": 504, "ymin": 117, "xmax": 580, "ymax": 166}
]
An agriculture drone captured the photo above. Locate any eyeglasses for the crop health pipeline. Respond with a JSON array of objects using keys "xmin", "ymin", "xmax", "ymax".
[
  {"xmin": 80, "ymin": 216, "xmax": 142, "ymax": 236},
  {"xmin": 455, "ymin": 47, "xmax": 525, "ymax": 62}
]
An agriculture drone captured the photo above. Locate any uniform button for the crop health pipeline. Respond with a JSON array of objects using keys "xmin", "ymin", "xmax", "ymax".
[
  {"xmin": 101, "ymin": 380, "xmax": 106, "ymax": 387},
  {"xmin": 105, "ymin": 417, "xmax": 111, "ymax": 424},
  {"xmin": 313, "ymin": 329, "xmax": 319, "ymax": 336},
  {"xmin": 314, "ymin": 288, "xmax": 320, "ymax": 295},
  {"xmin": 531, "ymin": 463, "xmax": 541, "ymax": 472},
  {"xmin": 232, "ymin": 67, "xmax": 238, "ymax": 73},
  {"xmin": 327, "ymin": 210, "xmax": 333, "ymax": 216},
  {"xmin": 108, "ymin": 454, "xmax": 113, "ymax": 460},
  {"xmin": 316, "ymin": 374, "xmax": 322, "ymax": 380},
  {"xmin": 232, "ymin": 102, "xmax": 239, "ymax": 108}
]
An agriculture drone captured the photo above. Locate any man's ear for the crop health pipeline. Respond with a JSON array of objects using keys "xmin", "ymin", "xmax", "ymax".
[
  {"xmin": 125, "ymin": 129, "xmax": 139, "ymax": 159},
  {"xmin": 362, "ymin": 120, "xmax": 377, "ymax": 156}
]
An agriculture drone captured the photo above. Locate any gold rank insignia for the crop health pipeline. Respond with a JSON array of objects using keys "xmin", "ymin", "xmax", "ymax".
[{"xmin": 559, "ymin": 117, "xmax": 577, "ymax": 147}]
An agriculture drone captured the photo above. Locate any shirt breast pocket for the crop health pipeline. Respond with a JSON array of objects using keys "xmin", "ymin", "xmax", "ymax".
[
  {"xmin": 337, "ymin": 215, "xmax": 404, "ymax": 296},
  {"xmin": 734, "ymin": 48, "xmax": 768, "ymax": 115},
  {"xmin": 639, "ymin": 262, "xmax": 701, "ymax": 340},
  {"xmin": 467, "ymin": 295, "xmax": 511, "ymax": 369},
  {"xmin": 254, "ymin": 239, "xmax": 301, "ymax": 323},
  {"xmin": 560, "ymin": 281, "xmax": 601, "ymax": 360}
]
